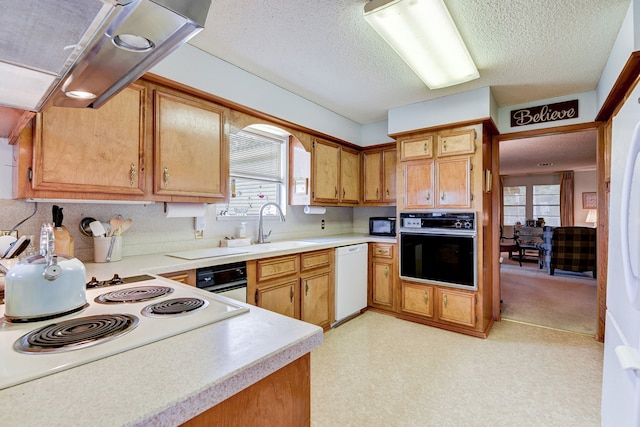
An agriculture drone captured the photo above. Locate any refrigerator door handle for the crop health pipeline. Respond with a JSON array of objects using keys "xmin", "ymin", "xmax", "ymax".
[
  {"xmin": 616, "ymin": 345, "xmax": 640, "ymax": 376},
  {"xmin": 621, "ymin": 122, "xmax": 640, "ymax": 310}
]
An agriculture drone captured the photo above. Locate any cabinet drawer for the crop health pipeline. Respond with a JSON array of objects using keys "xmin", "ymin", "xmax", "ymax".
[
  {"xmin": 371, "ymin": 243, "xmax": 394, "ymax": 259},
  {"xmin": 301, "ymin": 250, "xmax": 332, "ymax": 271},
  {"xmin": 401, "ymin": 282, "xmax": 433, "ymax": 318},
  {"xmin": 256, "ymin": 255, "xmax": 300, "ymax": 282},
  {"xmin": 437, "ymin": 129, "xmax": 475, "ymax": 156}
]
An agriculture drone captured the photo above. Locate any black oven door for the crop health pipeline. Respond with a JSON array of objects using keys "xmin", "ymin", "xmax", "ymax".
[{"xmin": 399, "ymin": 231, "xmax": 477, "ymax": 290}]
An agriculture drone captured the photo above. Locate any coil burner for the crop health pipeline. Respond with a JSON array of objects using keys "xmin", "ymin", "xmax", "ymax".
[
  {"xmin": 142, "ymin": 297, "xmax": 209, "ymax": 318},
  {"xmin": 14, "ymin": 314, "xmax": 139, "ymax": 354},
  {"xmin": 95, "ymin": 286, "xmax": 174, "ymax": 304}
]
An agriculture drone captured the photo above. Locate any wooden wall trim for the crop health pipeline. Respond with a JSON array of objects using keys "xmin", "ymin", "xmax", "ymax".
[
  {"xmin": 596, "ymin": 51, "xmax": 640, "ymax": 122},
  {"xmin": 389, "ymin": 117, "xmax": 498, "ymax": 139},
  {"xmin": 495, "ymin": 121, "xmax": 600, "ymax": 141}
]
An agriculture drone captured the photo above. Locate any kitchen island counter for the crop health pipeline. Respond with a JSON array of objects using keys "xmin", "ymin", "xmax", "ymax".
[{"xmin": 0, "ymin": 288, "xmax": 323, "ymax": 426}]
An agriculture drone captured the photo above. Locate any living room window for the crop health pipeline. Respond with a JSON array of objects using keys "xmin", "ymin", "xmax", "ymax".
[
  {"xmin": 533, "ymin": 184, "xmax": 560, "ymax": 226},
  {"xmin": 216, "ymin": 126, "xmax": 287, "ymax": 217},
  {"xmin": 502, "ymin": 176, "xmax": 561, "ymax": 226},
  {"xmin": 503, "ymin": 185, "xmax": 526, "ymax": 225}
]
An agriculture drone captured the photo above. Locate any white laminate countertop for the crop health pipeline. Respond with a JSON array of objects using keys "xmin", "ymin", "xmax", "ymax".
[
  {"xmin": 0, "ymin": 234, "xmax": 394, "ymax": 426},
  {"xmin": 84, "ymin": 234, "xmax": 396, "ymax": 281}
]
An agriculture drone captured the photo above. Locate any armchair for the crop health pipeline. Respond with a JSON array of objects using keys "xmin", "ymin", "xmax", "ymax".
[
  {"xmin": 549, "ymin": 227, "xmax": 597, "ymax": 278},
  {"xmin": 499, "ymin": 225, "xmax": 521, "ymax": 266}
]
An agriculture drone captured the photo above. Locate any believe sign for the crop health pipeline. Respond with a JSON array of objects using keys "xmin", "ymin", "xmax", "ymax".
[{"xmin": 510, "ymin": 100, "xmax": 578, "ymax": 127}]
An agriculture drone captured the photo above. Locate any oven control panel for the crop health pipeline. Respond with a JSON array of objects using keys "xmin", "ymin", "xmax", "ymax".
[{"xmin": 400, "ymin": 212, "xmax": 476, "ymax": 231}]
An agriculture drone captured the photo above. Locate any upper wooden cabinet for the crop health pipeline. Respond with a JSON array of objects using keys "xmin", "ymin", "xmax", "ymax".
[
  {"xmin": 363, "ymin": 146, "xmax": 396, "ymax": 205},
  {"xmin": 400, "ymin": 134, "xmax": 434, "ymax": 161},
  {"xmin": 436, "ymin": 129, "xmax": 475, "ymax": 157},
  {"xmin": 153, "ymin": 90, "xmax": 227, "ymax": 199},
  {"xmin": 14, "ymin": 78, "xmax": 228, "ymax": 202},
  {"xmin": 31, "ymin": 85, "xmax": 146, "ymax": 196},
  {"xmin": 312, "ymin": 138, "xmax": 360, "ymax": 205}
]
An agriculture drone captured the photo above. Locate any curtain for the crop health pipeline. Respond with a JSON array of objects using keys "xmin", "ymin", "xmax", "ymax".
[{"xmin": 560, "ymin": 171, "xmax": 574, "ymax": 226}]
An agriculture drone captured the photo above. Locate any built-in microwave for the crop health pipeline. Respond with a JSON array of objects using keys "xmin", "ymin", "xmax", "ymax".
[{"xmin": 369, "ymin": 217, "xmax": 396, "ymax": 236}]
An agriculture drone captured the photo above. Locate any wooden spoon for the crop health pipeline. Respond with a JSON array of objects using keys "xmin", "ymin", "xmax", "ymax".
[
  {"xmin": 119, "ymin": 219, "xmax": 133, "ymax": 236},
  {"xmin": 109, "ymin": 217, "xmax": 123, "ymax": 237}
]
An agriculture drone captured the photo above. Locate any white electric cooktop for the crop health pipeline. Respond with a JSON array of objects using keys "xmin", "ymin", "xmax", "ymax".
[{"xmin": 0, "ymin": 279, "xmax": 249, "ymax": 390}]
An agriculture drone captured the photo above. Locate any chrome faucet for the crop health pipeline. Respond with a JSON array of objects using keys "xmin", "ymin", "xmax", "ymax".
[{"xmin": 258, "ymin": 202, "xmax": 286, "ymax": 244}]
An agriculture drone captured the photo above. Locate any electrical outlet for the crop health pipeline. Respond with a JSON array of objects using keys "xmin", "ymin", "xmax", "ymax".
[
  {"xmin": 195, "ymin": 230, "xmax": 204, "ymax": 239},
  {"xmin": 321, "ymin": 219, "xmax": 325, "ymax": 230},
  {"xmin": 1, "ymin": 230, "xmax": 18, "ymax": 237}
]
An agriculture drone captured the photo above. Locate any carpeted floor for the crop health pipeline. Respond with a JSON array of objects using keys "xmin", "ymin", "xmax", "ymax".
[{"xmin": 500, "ymin": 258, "xmax": 597, "ymax": 335}]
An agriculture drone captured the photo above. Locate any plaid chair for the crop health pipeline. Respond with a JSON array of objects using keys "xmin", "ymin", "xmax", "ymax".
[{"xmin": 550, "ymin": 227, "xmax": 597, "ymax": 278}]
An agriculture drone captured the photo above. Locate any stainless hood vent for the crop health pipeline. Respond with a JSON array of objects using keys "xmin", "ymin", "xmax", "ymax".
[{"xmin": 0, "ymin": 0, "xmax": 211, "ymax": 112}]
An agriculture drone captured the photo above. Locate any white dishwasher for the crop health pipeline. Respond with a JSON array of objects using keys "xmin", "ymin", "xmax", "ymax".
[{"xmin": 334, "ymin": 243, "xmax": 368, "ymax": 326}]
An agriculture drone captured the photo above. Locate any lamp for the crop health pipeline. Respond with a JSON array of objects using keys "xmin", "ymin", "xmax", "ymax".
[
  {"xmin": 364, "ymin": 0, "xmax": 479, "ymax": 89},
  {"xmin": 585, "ymin": 209, "xmax": 597, "ymax": 227}
]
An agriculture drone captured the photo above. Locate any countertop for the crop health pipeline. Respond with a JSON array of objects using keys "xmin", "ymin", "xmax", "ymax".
[{"xmin": 0, "ymin": 234, "xmax": 394, "ymax": 426}]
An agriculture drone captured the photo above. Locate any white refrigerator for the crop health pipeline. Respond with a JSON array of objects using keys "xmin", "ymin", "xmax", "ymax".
[{"xmin": 602, "ymin": 81, "xmax": 640, "ymax": 426}]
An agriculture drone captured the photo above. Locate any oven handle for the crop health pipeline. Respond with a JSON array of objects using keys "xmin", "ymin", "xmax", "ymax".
[
  {"xmin": 399, "ymin": 229, "xmax": 476, "ymax": 237},
  {"xmin": 198, "ymin": 279, "xmax": 247, "ymax": 293}
]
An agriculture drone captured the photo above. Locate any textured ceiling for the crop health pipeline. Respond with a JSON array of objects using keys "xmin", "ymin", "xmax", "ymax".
[
  {"xmin": 190, "ymin": 0, "xmax": 630, "ymax": 125},
  {"xmin": 499, "ymin": 130, "xmax": 597, "ymax": 175}
]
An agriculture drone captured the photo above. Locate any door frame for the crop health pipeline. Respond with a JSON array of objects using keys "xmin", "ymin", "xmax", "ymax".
[{"xmin": 491, "ymin": 121, "xmax": 607, "ymax": 341}]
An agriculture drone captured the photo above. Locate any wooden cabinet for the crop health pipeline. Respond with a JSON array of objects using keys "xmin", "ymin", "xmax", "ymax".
[
  {"xmin": 401, "ymin": 281, "xmax": 434, "ymax": 319},
  {"xmin": 160, "ymin": 269, "xmax": 196, "ymax": 286},
  {"xmin": 248, "ymin": 249, "xmax": 334, "ymax": 330},
  {"xmin": 154, "ymin": 90, "xmax": 227, "ymax": 199},
  {"xmin": 400, "ymin": 281, "xmax": 475, "ymax": 328},
  {"xmin": 312, "ymin": 138, "xmax": 360, "ymax": 205},
  {"xmin": 437, "ymin": 288, "xmax": 476, "ymax": 327},
  {"xmin": 363, "ymin": 146, "xmax": 397, "ymax": 205},
  {"xmin": 436, "ymin": 129, "xmax": 475, "ymax": 157},
  {"xmin": 30, "ymin": 85, "xmax": 146, "ymax": 196},
  {"xmin": 15, "ymin": 77, "xmax": 229, "ymax": 202},
  {"xmin": 368, "ymin": 243, "xmax": 396, "ymax": 312},
  {"xmin": 398, "ymin": 128, "xmax": 474, "ymax": 210}
]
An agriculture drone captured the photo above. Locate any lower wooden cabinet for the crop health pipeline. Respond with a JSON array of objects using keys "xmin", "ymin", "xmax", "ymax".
[
  {"xmin": 400, "ymin": 280, "xmax": 477, "ymax": 329},
  {"xmin": 248, "ymin": 249, "xmax": 335, "ymax": 330},
  {"xmin": 160, "ymin": 269, "xmax": 196, "ymax": 286},
  {"xmin": 368, "ymin": 243, "xmax": 396, "ymax": 311}
]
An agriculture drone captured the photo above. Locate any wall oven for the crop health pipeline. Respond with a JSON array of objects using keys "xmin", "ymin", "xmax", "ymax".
[
  {"xmin": 196, "ymin": 261, "xmax": 247, "ymax": 303},
  {"xmin": 399, "ymin": 212, "xmax": 477, "ymax": 290}
]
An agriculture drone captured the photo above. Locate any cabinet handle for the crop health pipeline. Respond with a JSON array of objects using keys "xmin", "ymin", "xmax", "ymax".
[
  {"xmin": 443, "ymin": 295, "xmax": 447, "ymax": 308},
  {"xmin": 386, "ymin": 189, "xmax": 389, "ymax": 197},
  {"xmin": 343, "ymin": 188, "xmax": 346, "ymax": 198},
  {"xmin": 440, "ymin": 191, "xmax": 445, "ymax": 201},
  {"xmin": 163, "ymin": 167, "xmax": 170, "ymax": 187},
  {"xmin": 335, "ymin": 187, "xmax": 338, "ymax": 198},
  {"xmin": 290, "ymin": 286, "xmax": 294, "ymax": 302},
  {"xmin": 426, "ymin": 191, "xmax": 430, "ymax": 202},
  {"xmin": 423, "ymin": 142, "xmax": 428, "ymax": 153},
  {"xmin": 305, "ymin": 281, "xmax": 309, "ymax": 296},
  {"xmin": 129, "ymin": 163, "xmax": 136, "ymax": 186},
  {"xmin": 376, "ymin": 188, "xmax": 379, "ymax": 198},
  {"xmin": 443, "ymin": 139, "xmax": 447, "ymax": 151},
  {"xmin": 423, "ymin": 291, "xmax": 429, "ymax": 304},
  {"xmin": 384, "ymin": 266, "xmax": 389, "ymax": 278}
]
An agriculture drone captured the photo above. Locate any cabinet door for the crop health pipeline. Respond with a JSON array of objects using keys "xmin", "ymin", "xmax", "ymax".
[
  {"xmin": 437, "ymin": 288, "xmax": 475, "ymax": 327},
  {"xmin": 340, "ymin": 147, "xmax": 360, "ymax": 204},
  {"xmin": 301, "ymin": 271, "xmax": 332, "ymax": 328},
  {"xmin": 154, "ymin": 90, "xmax": 227, "ymax": 199},
  {"xmin": 435, "ymin": 157, "xmax": 470, "ymax": 208},
  {"xmin": 33, "ymin": 85, "xmax": 146, "ymax": 195},
  {"xmin": 257, "ymin": 279, "xmax": 298, "ymax": 318},
  {"xmin": 401, "ymin": 282, "xmax": 433, "ymax": 318},
  {"xmin": 400, "ymin": 135, "xmax": 434, "ymax": 160},
  {"xmin": 403, "ymin": 160, "xmax": 434, "ymax": 208},
  {"xmin": 160, "ymin": 270, "xmax": 196, "ymax": 286},
  {"xmin": 363, "ymin": 151, "xmax": 382, "ymax": 203},
  {"xmin": 382, "ymin": 148, "xmax": 397, "ymax": 203},
  {"xmin": 437, "ymin": 129, "xmax": 475, "ymax": 157},
  {"xmin": 371, "ymin": 260, "xmax": 394, "ymax": 310},
  {"xmin": 256, "ymin": 255, "xmax": 299, "ymax": 282},
  {"xmin": 312, "ymin": 139, "xmax": 340, "ymax": 203}
]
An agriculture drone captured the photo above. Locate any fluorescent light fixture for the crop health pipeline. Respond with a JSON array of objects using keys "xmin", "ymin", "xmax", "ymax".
[{"xmin": 364, "ymin": 0, "xmax": 479, "ymax": 89}]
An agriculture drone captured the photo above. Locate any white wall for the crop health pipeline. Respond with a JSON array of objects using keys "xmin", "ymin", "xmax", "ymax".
[
  {"xmin": 573, "ymin": 170, "xmax": 597, "ymax": 227},
  {"xmin": 497, "ymin": 91, "xmax": 598, "ymax": 134},
  {"xmin": 0, "ymin": 137, "xmax": 12, "ymax": 199}
]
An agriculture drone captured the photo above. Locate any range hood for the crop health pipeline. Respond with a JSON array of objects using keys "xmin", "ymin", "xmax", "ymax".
[{"xmin": 0, "ymin": 0, "xmax": 211, "ymax": 112}]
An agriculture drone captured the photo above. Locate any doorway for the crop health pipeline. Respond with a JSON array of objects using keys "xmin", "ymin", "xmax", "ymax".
[{"xmin": 493, "ymin": 122, "xmax": 605, "ymax": 338}]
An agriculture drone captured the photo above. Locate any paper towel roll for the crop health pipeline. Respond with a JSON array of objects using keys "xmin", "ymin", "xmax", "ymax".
[
  {"xmin": 304, "ymin": 205, "xmax": 326, "ymax": 215},
  {"xmin": 164, "ymin": 203, "xmax": 208, "ymax": 218}
]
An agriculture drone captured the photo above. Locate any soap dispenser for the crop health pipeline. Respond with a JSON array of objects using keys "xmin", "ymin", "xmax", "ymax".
[{"xmin": 238, "ymin": 222, "xmax": 247, "ymax": 238}]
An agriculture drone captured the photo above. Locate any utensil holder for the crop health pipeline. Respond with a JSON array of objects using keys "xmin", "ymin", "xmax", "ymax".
[{"xmin": 93, "ymin": 236, "xmax": 122, "ymax": 262}]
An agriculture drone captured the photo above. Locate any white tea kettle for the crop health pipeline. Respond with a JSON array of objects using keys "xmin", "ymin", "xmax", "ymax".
[{"xmin": 4, "ymin": 223, "xmax": 87, "ymax": 321}]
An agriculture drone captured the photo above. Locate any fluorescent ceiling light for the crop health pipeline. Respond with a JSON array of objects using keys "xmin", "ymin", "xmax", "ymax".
[{"xmin": 364, "ymin": 0, "xmax": 479, "ymax": 89}]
